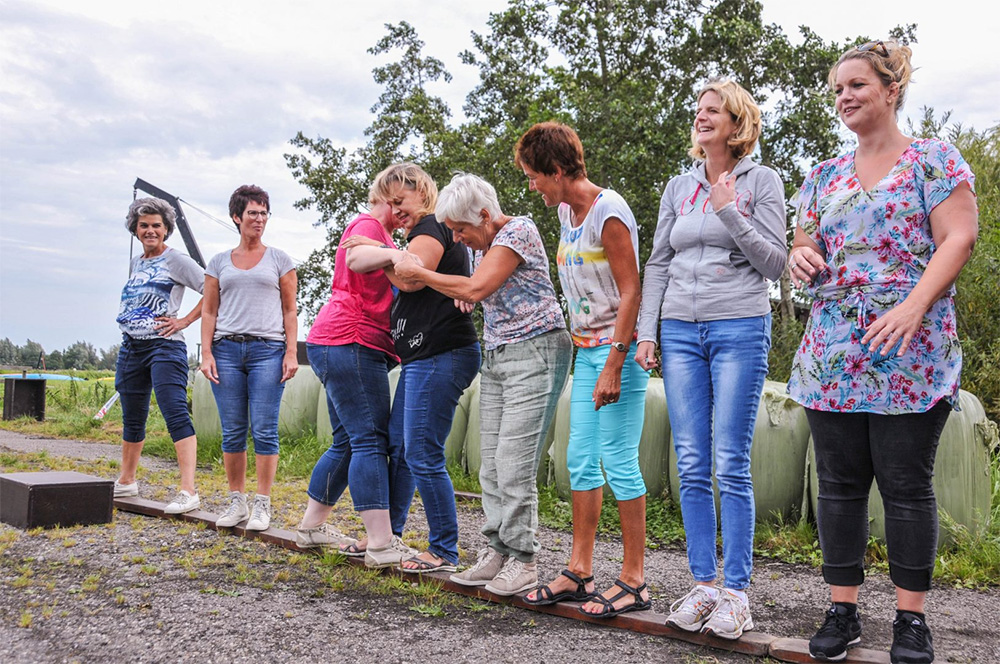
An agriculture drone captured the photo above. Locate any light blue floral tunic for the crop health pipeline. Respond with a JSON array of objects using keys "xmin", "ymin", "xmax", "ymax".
[{"xmin": 788, "ymin": 139, "xmax": 976, "ymax": 414}]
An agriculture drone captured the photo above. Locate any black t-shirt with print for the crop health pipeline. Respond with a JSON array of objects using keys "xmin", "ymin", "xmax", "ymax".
[{"xmin": 391, "ymin": 214, "xmax": 479, "ymax": 363}]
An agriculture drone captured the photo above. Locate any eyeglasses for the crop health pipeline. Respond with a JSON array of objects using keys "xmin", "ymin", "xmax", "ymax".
[
  {"xmin": 858, "ymin": 40, "xmax": 889, "ymax": 57},
  {"xmin": 244, "ymin": 210, "xmax": 271, "ymax": 219}
]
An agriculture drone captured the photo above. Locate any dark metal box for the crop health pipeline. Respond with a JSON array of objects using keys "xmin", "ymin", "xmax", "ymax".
[
  {"xmin": 3, "ymin": 378, "xmax": 47, "ymax": 421},
  {"xmin": 0, "ymin": 471, "xmax": 113, "ymax": 529}
]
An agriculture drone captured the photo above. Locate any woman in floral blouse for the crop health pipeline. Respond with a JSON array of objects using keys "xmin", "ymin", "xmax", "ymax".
[{"xmin": 788, "ymin": 40, "xmax": 978, "ymax": 664}]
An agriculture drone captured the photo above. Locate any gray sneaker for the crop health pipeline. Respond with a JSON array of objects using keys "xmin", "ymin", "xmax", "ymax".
[
  {"xmin": 296, "ymin": 523, "xmax": 355, "ymax": 549},
  {"xmin": 216, "ymin": 492, "xmax": 249, "ymax": 528},
  {"xmin": 701, "ymin": 589, "xmax": 754, "ymax": 640},
  {"xmin": 245, "ymin": 495, "xmax": 271, "ymax": 531},
  {"xmin": 484, "ymin": 557, "xmax": 537, "ymax": 596},
  {"xmin": 449, "ymin": 548, "xmax": 507, "ymax": 587},
  {"xmin": 114, "ymin": 480, "xmax": 138, "ymax": 497},
  {"xmin": 364, "ymin": 535, "xmax": 417, "ymax": 569},
  {"xmin": 163, "ymin": 490, "xmax": 201, "ymax": 515},
  {"xmin": 666, "ymin": 585, "xmax": 719, "ymax": 632}
]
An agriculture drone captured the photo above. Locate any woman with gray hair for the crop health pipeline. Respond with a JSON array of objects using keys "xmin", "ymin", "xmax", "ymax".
[
  {"xmin": 114, "ymin": 196, "xmax": 204, "ymax": 514},
  {"xmin": 393, "ymin": 172, "xmax": 571, "ymax": 595}
]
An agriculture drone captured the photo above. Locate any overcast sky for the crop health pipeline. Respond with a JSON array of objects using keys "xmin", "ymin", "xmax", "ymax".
[{"xmin": 1, "ymin": 0, "xmax": 995, "ymax": 358}]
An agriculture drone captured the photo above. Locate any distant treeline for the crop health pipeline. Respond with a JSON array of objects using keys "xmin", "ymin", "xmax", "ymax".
[{"xmin": 0, "ymin": 338, "xmax": 118, "ymax": 371}]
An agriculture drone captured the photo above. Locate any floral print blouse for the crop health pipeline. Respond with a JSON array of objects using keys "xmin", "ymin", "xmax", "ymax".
[{"xmin": 788, "ymin": 139, "xmax": 976, "ymax": 414}]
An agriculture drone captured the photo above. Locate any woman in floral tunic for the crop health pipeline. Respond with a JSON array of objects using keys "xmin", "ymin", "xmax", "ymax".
[{"xmin": 788, "ymin": 40, "xmax": 978, "ymax": 664}]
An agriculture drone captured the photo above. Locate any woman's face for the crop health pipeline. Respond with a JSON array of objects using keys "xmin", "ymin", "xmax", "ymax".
[
  {"xmin": 522, "ymin": 165, "xmax": 562, "ymax": 207},
  {"xmin": 389, "ymin": 185, "xmax": 426, "ymax": 231},
  {"xmin": 135, "ymin": 214, "xmax": 167, "ymax": 253},
  {"xmin": 234, "ymin": 200, "xmax": 269, "ymax": 240},
  {"xmin": 443, "ymin": 216, "xmax": 488, "ymax": 251},
  {"xmin": 694, "ymin": 90, "xmax": 737, "ymax": 152},
  {"xmin": 370, "ymin": 200, "xmax": 402, "ymax": 233},
  {"xmin": 834, "ymin": 59, "xmax": 895, "ymax": 132}
]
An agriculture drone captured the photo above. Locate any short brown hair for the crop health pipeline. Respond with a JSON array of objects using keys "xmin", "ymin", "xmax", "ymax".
[
  {"xmin": 688, "ymin": 79, "xmax": 762, "ymax": 162},
  {"xmin": 514, "ymin": 122, "xmax": 587, "ymax": 179},
  {"xmin": 229, "ymin": 185, "xmax": 270, "ymax": 226}
]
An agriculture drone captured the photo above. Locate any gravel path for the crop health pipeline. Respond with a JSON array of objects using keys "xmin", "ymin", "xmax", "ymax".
[{"xmin": 1, "ymin": 429, "xmax": 997, "ymax": 663}]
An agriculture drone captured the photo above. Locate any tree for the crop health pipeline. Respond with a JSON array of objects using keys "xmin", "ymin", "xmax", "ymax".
[
  {"xmin": 46, "ymin": 350, "xmax": 64, "ymax": 370},
  {"xmin": 62, "ymin": 341, "xmax": 99, "ymax": 370},
  {"xmin": 99, "ymin": 344, "xmax": 120, "ymax": 371},
  {"xmin": 17, "ymin": 339, "xmax": 44, "ymax": 368}
]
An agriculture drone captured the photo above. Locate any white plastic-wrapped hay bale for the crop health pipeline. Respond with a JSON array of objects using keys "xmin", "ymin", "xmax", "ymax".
[
  {"xmin": 805, "ymin": 389, "xmax": 997, "ymax": 543},
  {"xmin": 277, "ymin": 365, "xmax": 320, "ymax": 437},
  {"xmin": 315, "ymin": 365, "xmax": 401, "ymax": 445},
  {"xmin": 549, "ymin": 376, "xmax": 575, "ymax": 499},
  {"xmin": 444, "ymin": 374, "xmax": 479, "ymax": 469},
  {"xmin": 668, "ymin": 380, "xmax": 811, "ymax": 522},
  {"xmin": 192, "ymin": 371, "xmax": 221, "ymax": 439}
]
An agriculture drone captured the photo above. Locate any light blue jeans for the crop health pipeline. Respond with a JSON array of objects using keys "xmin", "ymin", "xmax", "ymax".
[
  {"xmin": 479, "ymin": 329, "xmax": 572, "ymax": 562},
  {"xmin": 567, "ymin": 342, "xmax": 649, "ymax": 501},
  {"xmin": 660, "ymin": 314, "xmax": 771, "ymax": 590}
]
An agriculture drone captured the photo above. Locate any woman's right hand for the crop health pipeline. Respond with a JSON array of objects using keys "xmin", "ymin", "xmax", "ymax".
[
  {"xmin": 199, "ymin": 353, "xmax": 219, "ymax": 384},
  {"xmin": 635, "ymin": 341, "xmax": 658, "ymax": 371},
  {"xmin": 788, "ymin": 245, "xmax": 827, "ymax": 288}
]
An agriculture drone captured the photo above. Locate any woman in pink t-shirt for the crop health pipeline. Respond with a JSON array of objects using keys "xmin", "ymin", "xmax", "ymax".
[{"xmin": 293, "ymin": 182, "xmax": 406, "ymax": 553}]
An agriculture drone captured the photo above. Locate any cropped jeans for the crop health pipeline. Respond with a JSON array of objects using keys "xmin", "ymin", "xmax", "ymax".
[
  {"xmin": 479, "ymin": 329, "xmax": 572, "ymax": 562},
  {"xmin": 210, "ymin": 337, "xmax": 285, "ymax": 456},
  {"xmin": 567, "ymin": 342, "xmax": 650, "ymax": 501},
  {"xmin": 116, "ymin": 336, "xmax": 194, "ymax": 443},
  {"xmin": 806, "ymin": 400, "xmax": 951, "ymax": 592},
  {"xmin": 660, "ymin": 314, "xmax": 771, "ymax": 590},
  {"xmin": 306, "ymin": 343, "xmax": 409, "ymax": 520},
  {"xmin": 392, "ymin": 343, "xmax": 481, "ymax": 564}
]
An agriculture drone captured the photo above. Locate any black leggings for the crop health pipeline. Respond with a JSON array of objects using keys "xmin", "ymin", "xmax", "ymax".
[{"xmin": 806, "ymin": 400, "xmax": 951, "ymax": 592}]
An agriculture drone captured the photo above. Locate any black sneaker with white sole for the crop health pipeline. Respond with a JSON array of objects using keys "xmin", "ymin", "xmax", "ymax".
[
  {"xmin": 809, "ymin": 603, "xmax": 863, "ymax": 661},
  {"xmin": 890, "ymin": 611, "xmax": 933, "ymax": 664}
]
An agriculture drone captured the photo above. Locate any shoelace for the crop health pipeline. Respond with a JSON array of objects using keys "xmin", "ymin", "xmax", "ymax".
[
  {"xmin": 225, "ymin": 495, "xmax": 244, "ymax": 517},
  {"xmin": 893, "ymin": 616, "xmax": 929, "ymax": 650},
  {"xmin": 710, "ymin": 592, "xmax": 741, "ymax": 624},
  {"xmin": 671, "ymin": 587, "xmax": 715, "ymax": 615},
  {"xmin": 494, "ymin": 559, "xmax": 523, "ymax": 583},
  {"xmin": 468, "ymin": 549, "xmax": 494, "ymax": 572},
  {"xmin": 816, "ymin": 607, "xmax": 856, "ymax": 639},
  {"xmin": 250, "ymin": 499, "xmax": 269, "ymax": 521}
]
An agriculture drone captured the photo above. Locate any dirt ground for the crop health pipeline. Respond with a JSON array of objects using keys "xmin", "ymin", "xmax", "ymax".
[{"xmin": 1, "ymin": 429, "xmax": 997, "ymax": 663}]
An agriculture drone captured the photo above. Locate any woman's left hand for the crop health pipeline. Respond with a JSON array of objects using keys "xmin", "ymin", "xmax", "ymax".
[
  {"xmin": 154, "ymin": 316, "xmax": 188, "ymax": 337},
  {"xmin": 592, "ymin": 365, "xmax": 622, "ymax": 411},
  {"xmin": 454, "ymin": 299, "xmax": 475, "ymax": 314},
  {"xmin": 709, "ymin": 171, "xmax": 737, "ymax": 212},
  {"xmin": 860, "ymin": 298, "xmax": 927, "ymax": 358},
  {"xmin": 281, "ymin": 351, "xmax": 299, "ymax": 383}
]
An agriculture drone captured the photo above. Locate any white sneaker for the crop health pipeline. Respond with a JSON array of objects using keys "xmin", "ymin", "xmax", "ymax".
[
  {"xmin": 365, "ymin": 535, "xmax": 417, "ymax": 568},
  {"xmin": 296, "ymin": 523, "xmax": 355, "ymax": 548},
  {"xmin": 701, "ymin": 588, "xmax": 754, "ymax": 640},
  {"xmin": 449, "ymin": 548, "xmax": 507, "ymax": 587},
  {"xmin": 114, "ymin": 480, "xmax": 138, "ymax": 497},
  {"xmin": 245, "ymin": 495, "xmax": 271, "ymax": 531},
  {"xmin": 484, "ymin": 557, "xmax": 538, "ymax": 596},
  {"xmin": 163, "ymin": 490, "xmax": 201, "ymax": 515},
  {"xmin": 216, "ymin": 492, "xmax": 249, "ymax": 528},
  {"xmin": 666, "ymin": 585, "xmax": 719, "ymax": 632}
]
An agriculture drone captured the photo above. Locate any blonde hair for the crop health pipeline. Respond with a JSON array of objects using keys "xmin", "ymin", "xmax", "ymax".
[
  {"xmin": 688, "ymin": 79, "xmax": 762, "ymax": 161},
  {"xmin": 369, "ymin": 162, "xmax": 438, "ymax": 218},
  {"xmin": 828, "ymin": 40, "xmax": 913, "ymax": 114}
]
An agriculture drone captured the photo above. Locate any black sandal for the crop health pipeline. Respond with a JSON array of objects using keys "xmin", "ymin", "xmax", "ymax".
[
  {"xmin": 580, "ymin": 579, "xmax": 651, "ymax": 618},
  {"xmin": 523, "ymin": 569, "xmax": 595, "ymax": 606}
]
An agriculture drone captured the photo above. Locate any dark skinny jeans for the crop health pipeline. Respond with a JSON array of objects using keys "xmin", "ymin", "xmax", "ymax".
[{"xmin": 805, "ymin": 400, "xmax": 951, "ymax": 592}]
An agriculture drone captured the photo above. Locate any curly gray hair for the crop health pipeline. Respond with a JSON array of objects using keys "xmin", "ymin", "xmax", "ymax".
[{"xmin": 126, "ymin": 197, "xmax": 176, "ymax": 238}]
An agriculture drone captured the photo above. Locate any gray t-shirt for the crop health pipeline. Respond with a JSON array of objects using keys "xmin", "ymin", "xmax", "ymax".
[
  {"xmin": 206, "ymin": 246, "xmax": 295, "ymax": 341},
  {"xmin": 117, "ymin": 247, "xmax": 205, "ymax": 342}
]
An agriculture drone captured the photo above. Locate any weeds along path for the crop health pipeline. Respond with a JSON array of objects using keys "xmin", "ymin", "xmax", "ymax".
[{"xmin": 2, "ymin": 430, "xmax": 998, "ymax": 663}]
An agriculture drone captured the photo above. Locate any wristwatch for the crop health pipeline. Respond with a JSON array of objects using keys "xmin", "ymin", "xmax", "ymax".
[{"xmin": 611, "ymin": 341, "xmax": 627, "ymax": 352}]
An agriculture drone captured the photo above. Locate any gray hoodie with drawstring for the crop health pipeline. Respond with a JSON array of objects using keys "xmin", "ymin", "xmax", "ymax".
[{"xmin": 637, "ymin": 157, "xmax": 787, "ymax": 340}]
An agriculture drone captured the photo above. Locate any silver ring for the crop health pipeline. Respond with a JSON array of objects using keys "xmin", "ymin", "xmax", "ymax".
[{"xmin": 789, "ymin": 261, "xmax": 797, "ymax": 269}]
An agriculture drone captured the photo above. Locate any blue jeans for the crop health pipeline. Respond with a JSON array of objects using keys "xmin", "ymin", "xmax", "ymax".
[
  {"xmin": 392, "ymin": 343, "xmax": 481, "ymax": 564},
  {"xmin": 660, "ymin": 315, "xmax": 771, "ymax": 590},
  {"xmin": 567, "ymin": 342, "xmax": 650, "ymax": 501},
  {"xmin": 116, "ymin": 336, "xmax": 194, "ymax": 443},
  {"xmin": 210, "ymin": 338, "xmax": 285, "ymax": 456},
  {"xmin": 306, "ymin": 343, "xmax": 411, "ymax": 519}
]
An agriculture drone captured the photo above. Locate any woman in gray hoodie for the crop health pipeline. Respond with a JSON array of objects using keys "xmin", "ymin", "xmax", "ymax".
[{"xmin": 635, "ymin": 79, "xmax": 787, "ymax": 640}]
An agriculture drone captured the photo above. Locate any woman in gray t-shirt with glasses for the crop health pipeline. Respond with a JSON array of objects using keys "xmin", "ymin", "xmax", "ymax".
[{"xmin": 200, "ymin": 184, "xmax": 298, "ymax": 532}]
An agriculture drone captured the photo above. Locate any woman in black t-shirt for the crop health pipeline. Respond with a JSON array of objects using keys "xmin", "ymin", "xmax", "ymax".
[{"xmin": 342, "ymin": 163, "xmax": 480, "ymax": 572}]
